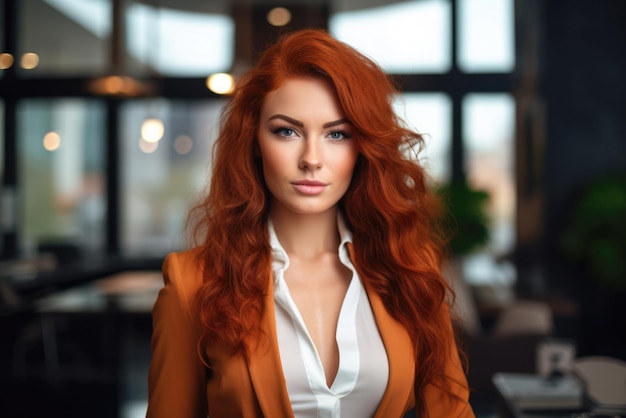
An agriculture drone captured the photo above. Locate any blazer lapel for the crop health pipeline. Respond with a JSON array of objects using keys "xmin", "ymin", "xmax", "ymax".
[
  {"xmin": 247, "ymin": 269, "xmax": 294, "ymax": 418},
  {"xmin": 368, "ymin": 287, "xmax": 416, "ymax": 417},
  {"xmin": 347, "ymin": 244, "xmax": 416, "ymax": 418}
]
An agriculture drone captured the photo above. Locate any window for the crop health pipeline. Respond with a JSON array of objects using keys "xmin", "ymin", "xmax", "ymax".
[
  {"xmin": 17, "ymin": 99, "xmax": 106, "ymax": 257},
  {"xmin": 126, "ymin": 3, "xmax": 234, "ymax": 76},
  {"xmin": 458, "ymin": 0, "xmax": 515, "ymax": 72},
  {"xmin": 393, "ymin": 93, "xmax": 452, "ymax": 183},
  {"xmin": 330, "ymin": 0, "xmax": 451, "ymax": 74},
  {"xmin": 463, "ymin": 93, "xmax": 516, "ymax": 284},
  {"xmin": 119, "ymin": 99, "xmax": 225, "ymax": 256},
  {"xmin": 19, "ymin": 0, "xmax": 111, "ymax": 76},
  {"xmin": 19, "ymin": 0, "xmax": 234, "ymax": 77}
]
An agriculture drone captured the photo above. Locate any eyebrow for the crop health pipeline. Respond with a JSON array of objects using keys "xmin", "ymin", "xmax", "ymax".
[{"xmin": 267, "ymin": 114, "xmax": 351, "ymax": 129}]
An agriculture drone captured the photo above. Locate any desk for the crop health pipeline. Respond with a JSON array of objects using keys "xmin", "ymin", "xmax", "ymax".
[
  {"xmin": 495, "ymin": 398, "xmax": 588, "ymax": 418},
  {"xmin": 493, "ymin": 373, "xmax": 590, "ymax": 418},
  {"xmin": 14, "ymin": 271, "xmax": 161, "ymax": 379},
  {"xmin": 34, "ymin": 271, "xmax": 162, "ymax": 313},
  {"xmin": 493, "ymin": 372, "xmax": 626, "ymax": 417},
  {"xmin": 3, "ymin": 271, "xmax": 161, "ymax": 418},
  {"xmin": 0, "ymin": 254, "xmax": 163, "ymax": 317}
]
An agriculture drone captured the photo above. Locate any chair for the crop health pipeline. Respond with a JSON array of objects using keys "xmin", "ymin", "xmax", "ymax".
[
  {"xmin": 572, "ymin": 356, "xmax": 626, "ymax": 408},
  {"xmin": 491, "ymin": 300, "xmax": 553, "ymax": 337}
]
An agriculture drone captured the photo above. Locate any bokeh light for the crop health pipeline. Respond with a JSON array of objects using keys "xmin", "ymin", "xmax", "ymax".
[
  {"xmin": 267, "ymin": 7, "xmax": 292, "ymax": 27},
  {"xmin": 21, "ymin": 52, "xmax": 40, "ymax": 70},
  {"xmin": 139, "ymin": 137, "xmax": 159, "ymax": 154},
  {"xmin": 141, "ymin": 118, "xmax": 165, "ymax": 143},
  {"xmin": 206, "ymin": 73, "xmax": 235, "ymax": 95},
  {"xmin": 0, "ymin": 53, "xmax": 14, "ymax": 70},
  {"xmin": 174, "ymin": 135, "xmax": 193, "ymax": 155},
  {"xmin": 43, "ymin": 131, "xmax": 61, "ymax": 151}
]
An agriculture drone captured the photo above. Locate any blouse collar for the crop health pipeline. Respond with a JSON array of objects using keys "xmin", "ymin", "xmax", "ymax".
[{"xmin": 268, "ymin": 212, "xmax": 353, "ymax": 281}]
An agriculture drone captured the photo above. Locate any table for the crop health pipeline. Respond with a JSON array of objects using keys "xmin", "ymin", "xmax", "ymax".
[{"xmin": 492, "ymin": 372, "xmax": 598, "ymax": 418}]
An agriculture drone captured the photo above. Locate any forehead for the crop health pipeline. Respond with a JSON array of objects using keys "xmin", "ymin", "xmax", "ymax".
[{"xmin": 261, "ymin": 77, "xmax": 344, "ymax": 119}]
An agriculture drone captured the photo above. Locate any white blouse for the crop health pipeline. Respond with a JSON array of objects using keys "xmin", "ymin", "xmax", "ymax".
[{"xmin": 269, "ymin": 216, "xmax": 389, "ymax": 418}]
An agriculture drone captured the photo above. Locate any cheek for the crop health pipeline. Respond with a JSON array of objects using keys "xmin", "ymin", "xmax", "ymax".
[
  {"xmin": 334, "ymin": 149, "xmax": 359, "ymax": 179},
  {"xmin": 259, "ymin": 142, "xmax": 288, "ymax": 180}
]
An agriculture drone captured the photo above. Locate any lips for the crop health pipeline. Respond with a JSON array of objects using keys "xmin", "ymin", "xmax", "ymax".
[{"xmin": 292, "ymin": 180, "xmax": 328, "ymax": 195}]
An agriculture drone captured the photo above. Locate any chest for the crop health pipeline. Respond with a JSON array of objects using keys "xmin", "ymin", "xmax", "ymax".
[
  {"xmin": 282, "ymin": 255, "xmax": 352, "ymax": 354},
  {"xmin": 274, "ymin": 268, "xmax": 390, "ymax": 417}
]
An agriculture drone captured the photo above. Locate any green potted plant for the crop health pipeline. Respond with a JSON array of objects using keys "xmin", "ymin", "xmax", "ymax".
[
  {"xmin": 560, "ymin": 173, "xmax": 626, "ymax": 290},
  {"xmin": 434, "ymin": 179, "xmax": 492, "ymax": 336},
  {"xmin": 435, "ymin": 179, "xmax": 491, "ymax": 257}
]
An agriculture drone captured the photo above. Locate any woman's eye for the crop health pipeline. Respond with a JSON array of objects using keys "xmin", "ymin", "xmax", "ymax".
[
  {"xmin": 273, "ymin": 127, "xmax": 296, "ymax": 137},
  {"xmin": 328, "ymin": 131, "xmax": 349, "ymax": 141}
]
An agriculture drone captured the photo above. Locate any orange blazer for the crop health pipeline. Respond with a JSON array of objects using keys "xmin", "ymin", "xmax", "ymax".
[{"xmin": 147, "ymin": 248, "xmax": 474, "ymax": 418}]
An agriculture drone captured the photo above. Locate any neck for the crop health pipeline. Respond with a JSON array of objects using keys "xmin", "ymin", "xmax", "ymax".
[{"xmin": 270, "ymin": 205, "xmax": 340, "ymax": 260}]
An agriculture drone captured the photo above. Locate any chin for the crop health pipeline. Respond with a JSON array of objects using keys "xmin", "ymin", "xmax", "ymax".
[{"xmin": 276, "ymin": 201, "xmax": 338, "ymax": 217}]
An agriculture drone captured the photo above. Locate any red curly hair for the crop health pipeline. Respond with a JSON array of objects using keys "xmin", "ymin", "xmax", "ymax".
[{"xmin": 190, "ymin": 29, "xmax": 461, "ymax": 414}]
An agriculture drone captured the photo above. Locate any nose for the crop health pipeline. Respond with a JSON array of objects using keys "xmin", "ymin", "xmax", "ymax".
[{"xmin": 298, "ymin": 138, "xmax": 322, "ymax": 171}]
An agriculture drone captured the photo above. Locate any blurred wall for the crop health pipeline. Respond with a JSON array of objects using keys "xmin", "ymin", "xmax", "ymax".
[{"xmin": 542, "ymin": 0, "xmax": 626, "ymax": 358}]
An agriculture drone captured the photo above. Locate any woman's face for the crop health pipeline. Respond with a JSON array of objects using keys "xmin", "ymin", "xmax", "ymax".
[{"xmin": 257, "ymin": 77, "xmax": 359, "ymax": 218}]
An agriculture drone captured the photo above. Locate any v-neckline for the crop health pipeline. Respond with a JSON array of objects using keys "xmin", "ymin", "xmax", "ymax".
[{"xmin": 274, "ymin": 264, "xmax": 361, "ymax": 393}]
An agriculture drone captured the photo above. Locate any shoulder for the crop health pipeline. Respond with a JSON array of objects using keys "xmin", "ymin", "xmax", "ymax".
[
  {"xmin": 161, "ymin": 247, "xmax": 206, "ymax": 304},
  {"xmin": 163, "ymin": 246, "xmax": 205, "ymax": 273}
]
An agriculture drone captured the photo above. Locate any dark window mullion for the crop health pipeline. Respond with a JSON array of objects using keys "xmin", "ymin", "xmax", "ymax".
[
  {"xmin": 450, "ymin": 0, "xmax": 465, "ymax": 183},
  {"xmin": 105, "ymin": 99, "xmax": 120, "ymax": 255},
  {"xmin": 1, "ymin": 0, "xmax": 19, "ymax": 259}
]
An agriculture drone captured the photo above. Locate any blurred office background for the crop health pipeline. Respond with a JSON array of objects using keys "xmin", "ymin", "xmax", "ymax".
[{"xmin": 0, "ymin": 0, "xmax": 625, "ymax": 417}]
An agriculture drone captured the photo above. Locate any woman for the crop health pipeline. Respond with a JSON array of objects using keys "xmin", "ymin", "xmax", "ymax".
[{"xmin": 148, "ymin": 29, "xmax": 474, "ymax": 418}]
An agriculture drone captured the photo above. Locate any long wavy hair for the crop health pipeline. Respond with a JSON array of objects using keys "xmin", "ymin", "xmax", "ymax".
[{"xmin": 190, "ymin": 29, "xmax": 460, "ymax": 413}]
